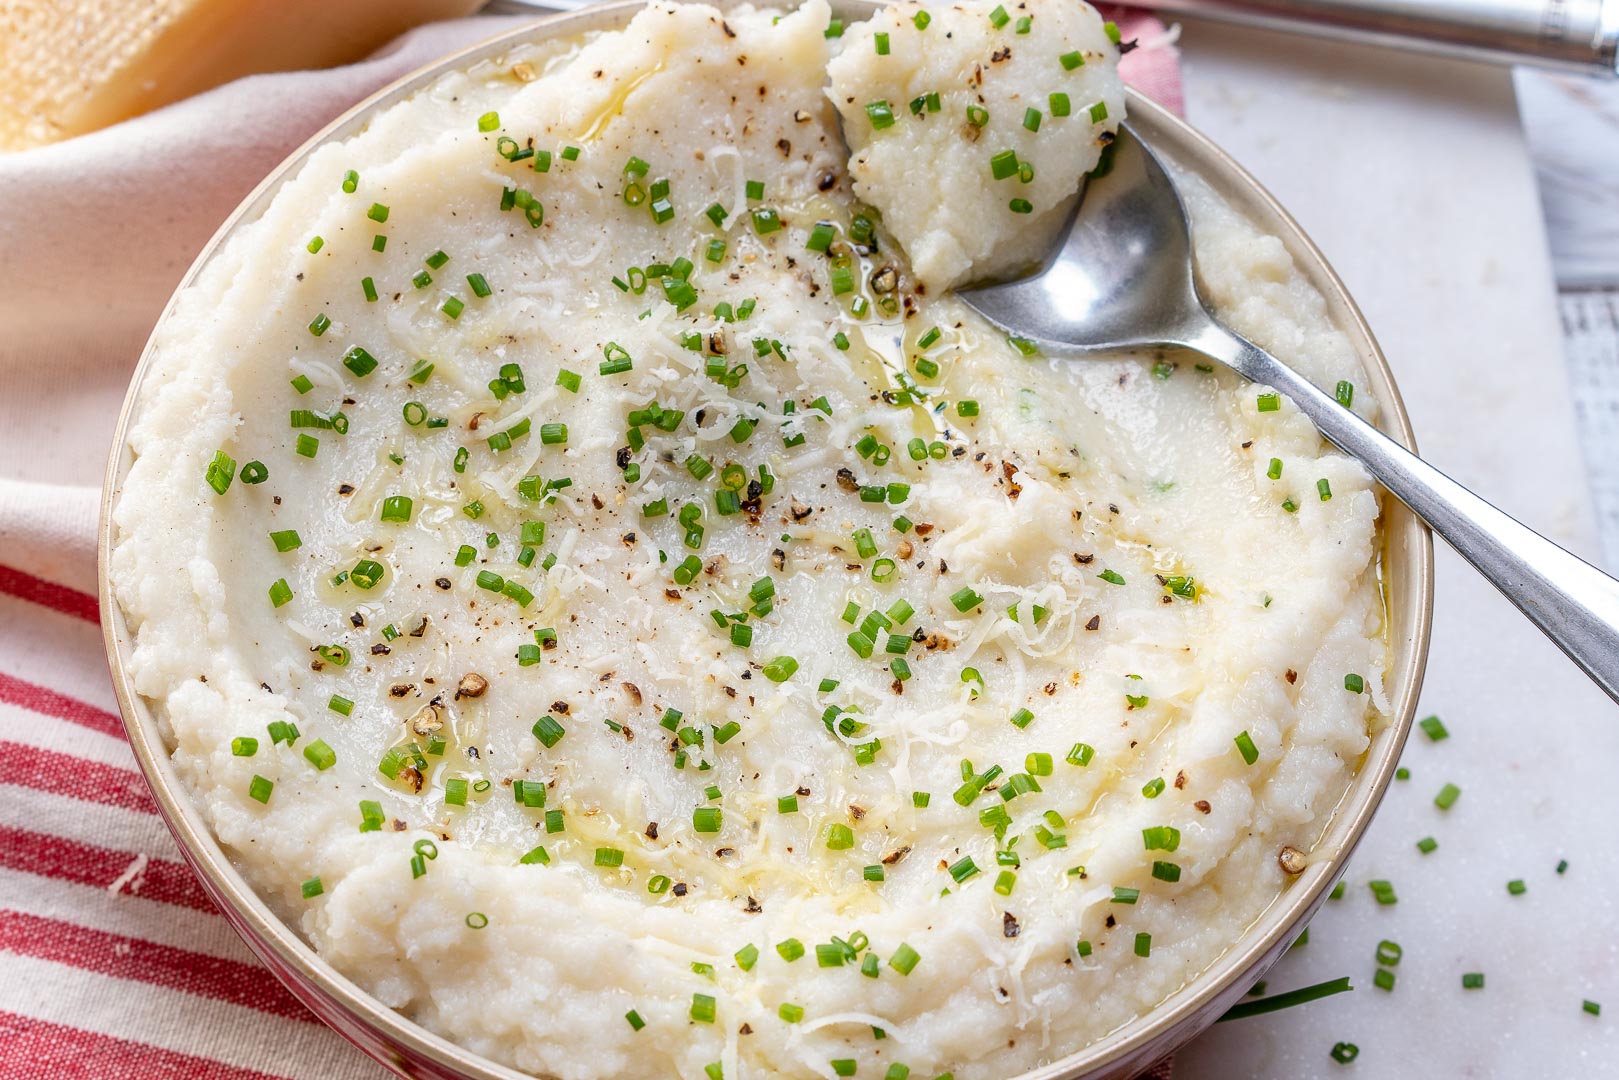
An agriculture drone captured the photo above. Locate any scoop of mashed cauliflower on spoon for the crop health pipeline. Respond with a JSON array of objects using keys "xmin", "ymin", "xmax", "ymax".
[{"xmin": 828, "ymin": 0, "xmax": 1126, "ymax": 290}]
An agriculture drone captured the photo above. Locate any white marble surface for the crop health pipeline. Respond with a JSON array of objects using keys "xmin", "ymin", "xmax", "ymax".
[
  {"xmin": 1161, "ymin": 19, "xmax": 1619, "ymax": 1079},
  {"xmin": 1516, "ymin": 71, "xmax": 1619, "ymax": 290}
]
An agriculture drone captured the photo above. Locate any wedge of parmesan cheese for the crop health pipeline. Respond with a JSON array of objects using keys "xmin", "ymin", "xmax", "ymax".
[{"xmin": 0, "ymin": 0, "xmax": 482, "ymax": 151}]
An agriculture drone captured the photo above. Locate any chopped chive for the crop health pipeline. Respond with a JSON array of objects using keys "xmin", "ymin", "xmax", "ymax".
[
  {"xmin": 268, "ymin": 578, "xmax": 293, "ymax": 608},
  {"xmin": 248, "ymin": 775, "xmax": 273, "ymax": 803},
  {"xmin": 865, "ymin": 100, "xmax": 896, "ymax": 130},
  {"xmin": 1435, "ymin": 782, "xmax": 1461, "ymax": 810},
  {"xmin": 303, "ymin": 739, "xmax": 336, "ymax": 771},
  {"xmin": 762, "ymin": 656, "xmax": 798, "ymax": 682},
  {"xmin": 1419, "ymin": 715, "xmax": 1449, "ymax": 741},
  {"xmin": 690, "ymin": 993, "xmax": 716, "ymax": 1023},
  {"xmin": 1060, "ymin": 49, "xmax": 1084, "ymax": 70},
  {"xmin": 1234, "ymin": 731, "xmax": 1260, "ymax": 765},
  {"xmin": 532, "ymin": 715, "xmax": 566, "ymax": 748},
  {"xmin": 1216, "ymin": 976, "xmax": 1353, "ymax": 1022},
  {"xmin": 1088, "ymin": 101, "xmax": 1109, "ymax": 123},
  {"xmin": 1023, "ymin": 108, "xmax": 1041, "ymax": 132},
  {"xmin": 1369, "ymin": 879, "xmax": 1398, "ymax": 904},
  {"xmin": 1462, "ymin": 972, "xmax": 1485, "ymax": 990},
  {"xmin": 694, "ymin": 806, "xmax": 722, "ymax": 833}
]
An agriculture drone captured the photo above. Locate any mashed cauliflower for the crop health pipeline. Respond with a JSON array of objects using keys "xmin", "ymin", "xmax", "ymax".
[{"xmin": 111, "ymin": 2, "xmax": 1386, "ymax": 1078}]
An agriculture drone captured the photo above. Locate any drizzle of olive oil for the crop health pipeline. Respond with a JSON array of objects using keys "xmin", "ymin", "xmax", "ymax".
[{"xmin": 573, "ymin": 64, "xmax": 665, "ymax": 143}]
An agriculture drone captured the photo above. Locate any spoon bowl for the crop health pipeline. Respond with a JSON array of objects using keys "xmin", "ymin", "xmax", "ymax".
[
  {"xmin": 961, "ymin": 123, "xmax": 1619, "ymax": 707},
  {"xmin": 963, "ymin": 127, "xmax": 1202, "ymax": 351}
]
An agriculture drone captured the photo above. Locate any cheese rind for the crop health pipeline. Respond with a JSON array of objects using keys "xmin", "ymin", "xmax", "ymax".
[{"xmin": 0, "ymin": 0, "xmax": 482, "ymax": 151}]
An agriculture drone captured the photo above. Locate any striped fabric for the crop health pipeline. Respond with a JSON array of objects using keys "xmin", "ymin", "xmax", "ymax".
[
  {"xmin": 0, "ymin": 7, "xmax": 1182, "ymax": 1079},
  {"xmin": 0, "ymin": 567, "xmax": 393, "ymax": 1079}
]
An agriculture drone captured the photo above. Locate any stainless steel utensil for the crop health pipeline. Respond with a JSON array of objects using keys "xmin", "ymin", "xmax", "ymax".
[
  {"xmin": 1136, "ymin": 0, "xmax": 1619, "ymax": 76},
  {"xmin": 961, "ymin": 125, "xmax": 1619, "ymax": 705},
  {"xmin": 484, "ymin": 0, "xmax": 1619, "ymax": 74}
]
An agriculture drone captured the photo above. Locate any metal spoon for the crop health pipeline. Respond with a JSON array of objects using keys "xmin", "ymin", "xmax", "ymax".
[{"xmin": 960, "ymin": 125, "xmax": 1619, "ymax": 705}]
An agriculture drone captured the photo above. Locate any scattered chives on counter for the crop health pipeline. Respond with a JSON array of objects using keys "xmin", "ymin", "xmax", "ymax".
[{"xmin": 1419, "ymin": 715, "xmax": 1449, "ymax": 740}]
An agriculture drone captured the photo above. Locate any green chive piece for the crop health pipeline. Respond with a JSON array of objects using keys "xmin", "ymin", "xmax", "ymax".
[
  {"xmin": 1435, "ymin": 782, "xmax": 1461, "ymax": 810},
  {"xmin": 268, "ymin": 578, "xmax": 293, "ymax": 608},
  {"xmin": 763, "ymin": 656, "xmax": 799, "ymax": 682},
  {"xmin": 694, "ymin": 806, "xmax": 723, "ymax": 833},
  {"xmin": 1419, "ymin": 715, "xmax": 1449, "ymax": 741},
  {"xmin": 1234, "ymin": 731, "xmax": 1260, "ymax": 765},
  {"xmin": 1217, "ymin": 976, "xmax": 1353, "ymax": 1022},
  {"xmin": 889, "ymin": 943, "xmax": 920, "ymax": 975},
  {"xmin": 204, "ymin": 450, "xmax": 236, "ymax": 494},
  {"xmin": 303, "ymin": 739, "xmax": 336, "ymax": 771}
]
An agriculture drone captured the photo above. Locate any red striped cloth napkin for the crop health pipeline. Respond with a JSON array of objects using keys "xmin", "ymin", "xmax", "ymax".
[{"xmin": 0, "ymin": 8, "xmax": 1181, "ymax": 1078}]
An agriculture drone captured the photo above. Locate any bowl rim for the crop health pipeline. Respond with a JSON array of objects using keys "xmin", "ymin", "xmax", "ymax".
[{"xmin": 98, "ymin": 4, "xmax": 1434, "ymax": 1078}]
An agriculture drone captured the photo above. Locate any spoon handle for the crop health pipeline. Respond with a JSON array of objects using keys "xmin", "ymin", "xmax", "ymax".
[{"xmin": 1189, "ymin": 319, "xmax": 1619, "ymax": 706}]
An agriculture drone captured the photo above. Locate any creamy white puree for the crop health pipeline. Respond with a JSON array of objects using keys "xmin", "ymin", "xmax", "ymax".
[{"xmin": 112, "ymin": 2, "xmax": 1387, "ymax": 1078}]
